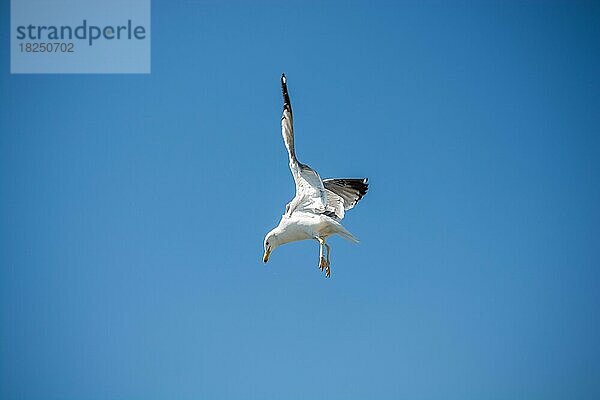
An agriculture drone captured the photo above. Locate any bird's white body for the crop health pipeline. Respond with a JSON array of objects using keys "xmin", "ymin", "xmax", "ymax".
[{"xmin": 270, "ymin": 212, "xmax": 358, "ymax": 247}]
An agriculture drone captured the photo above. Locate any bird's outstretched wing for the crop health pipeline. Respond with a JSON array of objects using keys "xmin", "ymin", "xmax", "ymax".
[
  {"xmin": 280, "ymin": 74, "xmax": 328, "ymax": 216},
  {"xmin": 323, "ymin": 178, "xmax": 369, "ymax": 211}
]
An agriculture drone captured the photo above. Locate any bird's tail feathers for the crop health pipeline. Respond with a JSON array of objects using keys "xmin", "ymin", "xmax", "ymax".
[{"xmin": 336, "ymin": 225, "xmax": 360, "ymax": 244}]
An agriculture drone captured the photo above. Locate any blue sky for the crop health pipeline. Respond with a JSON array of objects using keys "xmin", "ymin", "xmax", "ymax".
[{"xmin": 1, "ymin": 1, "xmax": 599, "ymax": 399}]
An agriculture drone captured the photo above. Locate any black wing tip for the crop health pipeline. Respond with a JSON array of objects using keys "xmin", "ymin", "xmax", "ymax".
[
  {"xmin": 335, "ymin": 178, "xmax": 369, "ymax": 190},
  {"xmin": 359, "ymin": 178, "xmax": 369, "ymax": 198},
  {"xmin": 281, "ymin": 73, "xmax": 291, "ymax": 108},
  {"xmin": 355, "ymin": 179, "xmax": 369, "ymax": 204}
]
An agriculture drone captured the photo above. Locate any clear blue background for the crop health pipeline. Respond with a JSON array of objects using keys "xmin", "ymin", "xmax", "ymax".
[{"xmin": 1, "ymin": 1, "xmax": 599, "ymax": 399}]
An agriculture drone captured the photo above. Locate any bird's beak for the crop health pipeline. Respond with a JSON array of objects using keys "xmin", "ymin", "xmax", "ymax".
[{"xmin": 263, "ymin": 248, "xmax": 271, "ymax": 263}]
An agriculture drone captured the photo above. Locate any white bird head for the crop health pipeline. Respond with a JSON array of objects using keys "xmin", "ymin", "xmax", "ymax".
[{"xmin": 263, "ymin": 228, "xmax": 282, "ymax": 263}]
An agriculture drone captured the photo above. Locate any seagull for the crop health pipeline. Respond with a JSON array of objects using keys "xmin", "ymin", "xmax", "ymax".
[{"xmin": 263, "ymin": 74, "xmax": 369, "ymax": 278}]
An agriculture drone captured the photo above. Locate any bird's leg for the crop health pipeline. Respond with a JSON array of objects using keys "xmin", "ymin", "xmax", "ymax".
[
  {"xmin": 317, "ymin": 237, "xmax": 327, "ymax": 271},
  {"xmin": 324, "ymin": 242, "xmax": 331, "ymax": 278}
]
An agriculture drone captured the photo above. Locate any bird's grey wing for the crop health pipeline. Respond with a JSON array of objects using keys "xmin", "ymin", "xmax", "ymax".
[
  {"xmin": 323, "ymin": 189, "xmax": 346, "ymax": 219},
  {"xmin": 323, "ymin": 178, "xmax": 369, "ymax": 211},
  {"xmin": 280, "ymin": 73, "xmax": 327, "ymax": 216}
]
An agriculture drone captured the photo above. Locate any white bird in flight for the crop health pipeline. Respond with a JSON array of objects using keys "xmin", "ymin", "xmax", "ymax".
[{"xmin": 263, "ymin": 74, "xmax": 369, "ymax": 278}]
